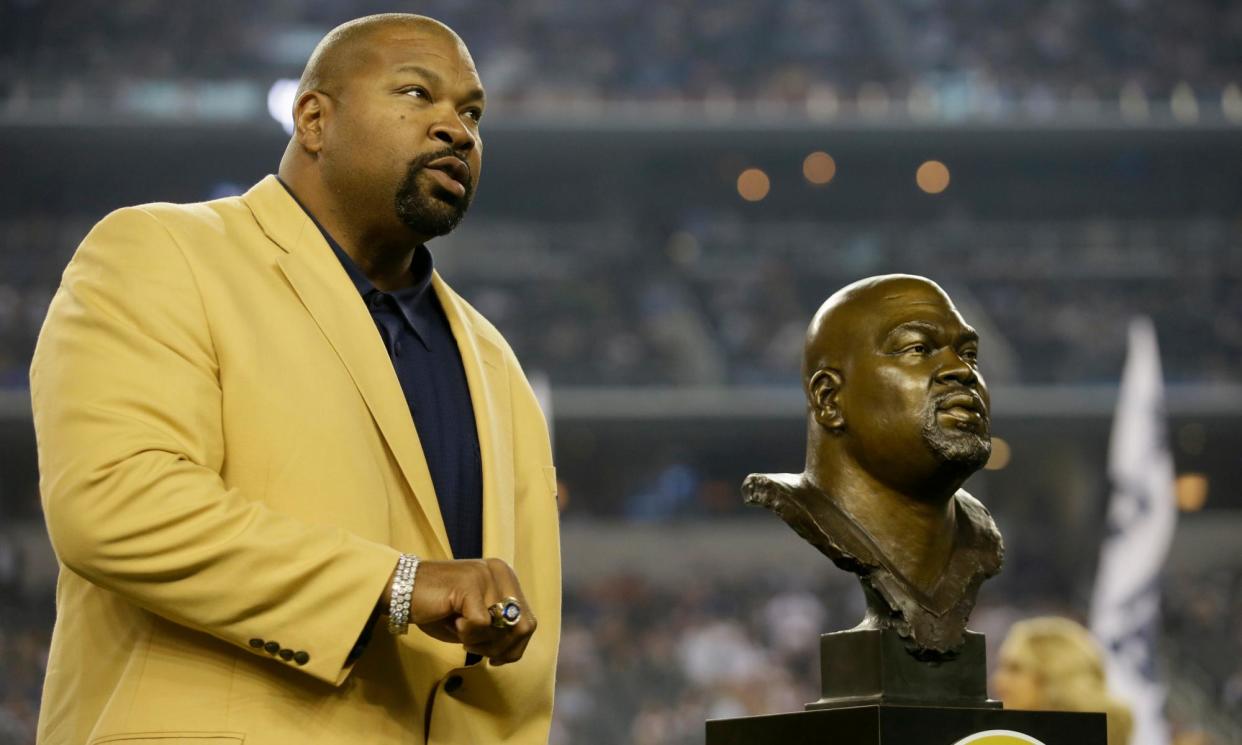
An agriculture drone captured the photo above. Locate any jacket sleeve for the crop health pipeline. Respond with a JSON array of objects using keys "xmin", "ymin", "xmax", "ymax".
[{"xmin": 29, "ymin": 206, "xmax": 401, "ymax": 687}]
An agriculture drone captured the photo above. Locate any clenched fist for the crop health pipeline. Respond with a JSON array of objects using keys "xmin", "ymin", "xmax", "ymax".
[{"xmin": 383, "ymin": 558, "xmax": 537, "ymax": 665}]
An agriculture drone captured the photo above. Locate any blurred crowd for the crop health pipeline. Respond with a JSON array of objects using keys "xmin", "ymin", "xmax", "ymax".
[
  {"xmin": 392, "ymin": 215, "xmax": 1242, "ymax": 385},
  {"xmin": 550, "ymin": 572, "xmax": 855, "ymax": 745},
  {"xmin": 0, "ymin": 619, "xmax": 43, "ymax": 745},
  {"xmin": 9, "ymin": 214, "xmax": 1237, "ymax": 388},
  {"xmin": 1165, "ymin": 567, "xmax": 1242, "ymax": 715},
  {"xmin": 0, "ymin": 536, "xmax": 45, "ymax": 745},
  {"xmin": 550, "ymin": 575, "xmax": 1120, "ymax": 745},
  {"xmin": 0, "ymin": 555, "xmax": 1236, "ymax": 745},
  {"xmin": 2, "ymin": 0, "xmax": 1240, "ymax": 118}
]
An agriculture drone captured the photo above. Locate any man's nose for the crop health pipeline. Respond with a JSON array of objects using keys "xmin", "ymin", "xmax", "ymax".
[
  {"xmin": 429, "ymin": 114, "xmax": 476, "ymax": 153},
  {"xmin": 935, "ymin": 351, "xmax": 977, "ymax": 386}
]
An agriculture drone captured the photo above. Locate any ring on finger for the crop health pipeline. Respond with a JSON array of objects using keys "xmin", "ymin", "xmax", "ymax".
[{"xmin": 488, "ymin": 597, "xmax": 521, "ymax": 629}]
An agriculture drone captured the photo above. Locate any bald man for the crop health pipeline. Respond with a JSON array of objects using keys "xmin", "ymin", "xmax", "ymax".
[
  {"xmin": 31, "ymin": 14, "xmax": 559, "ymax": 745},
  {"xmin": 744, "ymin": 274, "xmax": 1003, "ymax": 656}
]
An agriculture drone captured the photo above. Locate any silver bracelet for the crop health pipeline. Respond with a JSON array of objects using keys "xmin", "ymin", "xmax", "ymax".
[{"xmin": 387, "ymin": 553, "xmax": 420, "ymax": 636}]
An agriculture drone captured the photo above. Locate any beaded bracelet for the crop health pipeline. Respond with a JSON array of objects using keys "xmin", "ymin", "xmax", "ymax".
[{"xmin": 387, "ymin": 553, "xmax": 420, "ymax": 636}]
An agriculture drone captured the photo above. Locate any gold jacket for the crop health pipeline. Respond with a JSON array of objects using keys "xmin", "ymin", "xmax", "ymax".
[{"xmin": 30, "ymin": 176, "xmax": 561, "ymax": 745}]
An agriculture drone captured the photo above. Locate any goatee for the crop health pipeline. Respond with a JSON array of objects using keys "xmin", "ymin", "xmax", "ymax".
[
  {"xmin": 394, "ymin": 149, "xmax": 475, "ymax": 238},
  {"xmin": 921, "ymin": 395, "xmax": 991, "ymax": 472}
]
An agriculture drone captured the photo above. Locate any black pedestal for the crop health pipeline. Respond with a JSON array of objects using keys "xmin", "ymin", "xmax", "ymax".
[
  {"xmin": 707, "ymin": 628, "xmax": 1105, "ymax": 744},
  {"xmin": 706, "ymin": 704, "xmax": 1106, "ymax": 744}
]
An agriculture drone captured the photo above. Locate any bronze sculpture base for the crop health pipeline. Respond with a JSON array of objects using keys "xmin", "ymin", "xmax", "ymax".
[
  {"xmin": 809, "ymin": 628, "xmax": 998, "ymax": 710},
  {"xmin": 706, "ymin": 705, "xmax": 1105, "ymax": 745}
]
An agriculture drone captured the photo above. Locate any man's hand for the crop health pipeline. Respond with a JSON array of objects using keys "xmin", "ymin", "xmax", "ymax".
[{"xmin": 384, "ymin": 558, "xmax": 537, "ymax": 665}]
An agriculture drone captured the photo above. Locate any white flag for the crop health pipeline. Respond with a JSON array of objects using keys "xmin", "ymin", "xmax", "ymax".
[{"xmin": 1089, "ymin": 317, "xmax": 1177, "ymax": 745}]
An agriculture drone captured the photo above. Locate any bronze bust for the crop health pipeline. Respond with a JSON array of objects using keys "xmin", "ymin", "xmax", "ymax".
[{"xmin": 745, "ymin": 274, "xmax": 1003, "ymax": 658}]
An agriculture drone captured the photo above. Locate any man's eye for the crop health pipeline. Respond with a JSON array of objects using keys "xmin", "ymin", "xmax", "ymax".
[
  {"xmin": 405, "ymin": 87, "xmax": 430, "ymax": 100},
  {"xmin": 463, "ymin": 108, "xmax": 483, "ymax": 123},
  {"xmin": 962, "ymin": 348, "xmax": 979, "ymax": 362},
  {"xmin": 905, "ymin": 343, "xmax": 930, "ymax": 355}
]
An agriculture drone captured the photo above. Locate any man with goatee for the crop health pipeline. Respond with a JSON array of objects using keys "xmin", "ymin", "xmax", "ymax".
[{"xmin": 31, "ymin": 14, "xmax": 559, "ymax": 745}]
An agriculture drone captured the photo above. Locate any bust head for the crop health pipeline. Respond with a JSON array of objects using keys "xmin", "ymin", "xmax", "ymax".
[
  {"xmin": 802, "ymin": 274, "xmax": 991, "ymax": 501},
  {"xmin": 742, "ymin": 274, "xmax": 1004, "ymax": 656}
]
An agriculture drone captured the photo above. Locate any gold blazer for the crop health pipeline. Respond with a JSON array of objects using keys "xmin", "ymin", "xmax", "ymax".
[{"xmin": 29, "ymin": 176, "xmax": 561, "ymax": 745}]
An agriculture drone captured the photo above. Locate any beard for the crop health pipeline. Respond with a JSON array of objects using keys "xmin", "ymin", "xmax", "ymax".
[
  {"xmin": 394, "ymin": 149, "xmax": 475, "ymax": 238},
  {"xmin": 920, "ymin": 393, "xmax": 992, "ymax": 472}
]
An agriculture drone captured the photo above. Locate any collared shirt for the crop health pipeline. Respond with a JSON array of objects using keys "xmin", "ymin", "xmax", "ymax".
[{"xmin": 277, "ymin": 179, "xmax": 484, "ymax": 562}]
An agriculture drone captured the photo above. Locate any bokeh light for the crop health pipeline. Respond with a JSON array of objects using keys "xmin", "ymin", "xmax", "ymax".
[
  {"xmin": 1176, "ymin": 473, "xmax": 1209, "ymax": 512},
  {"xmin": 916, "ymin": 160, "xmax": 951, "ymax": 194},
  {"xmin": 802, "ymin": 152, "xmax": 837, "ymax": 185},
  {"xmin": 737, "ymin": 168, "xmax": 771, "ymax": 202},
  {"xmin": 984, "ymin": 436, "xmax": 1011, "ymax": 470},
  {"xmin": 1171, "ymin": 82, "xmax": 1199, "ymax": 124},
  {"xmin": 1223, "ymin": 83, "xmax": 1242, "ymax": 123}
]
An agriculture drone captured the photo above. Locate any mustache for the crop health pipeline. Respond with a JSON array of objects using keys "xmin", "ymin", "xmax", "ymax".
[
  {"xmin": 930, "ymin": 387, "xmax": 990, "ymax": 420},
  {"xmin": 409, "ymin": 148, "xmax": 473, "ymax": 189}
]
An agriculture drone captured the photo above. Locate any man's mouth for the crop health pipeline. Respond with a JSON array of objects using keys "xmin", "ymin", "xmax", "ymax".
[
  {"xmin": 423, "ymin": 156, "xmax": 470, "ymax": 198},
  {"xmin": 936, "ymin": 391, "xmax": 988, "ymax": 429}
]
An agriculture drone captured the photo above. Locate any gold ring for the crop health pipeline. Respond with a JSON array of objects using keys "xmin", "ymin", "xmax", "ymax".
[{"xmin": 488, "ymin": 597, "xmax": 521, "ymax": 629}]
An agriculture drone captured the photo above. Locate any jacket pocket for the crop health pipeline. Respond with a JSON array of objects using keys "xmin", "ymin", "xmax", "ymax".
[{"xmin": 90, "ymin": 732, "xmax": 245, "ymax": 745}]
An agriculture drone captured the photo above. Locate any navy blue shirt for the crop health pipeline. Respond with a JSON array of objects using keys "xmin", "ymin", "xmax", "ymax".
[{"xmin": 278, "ymin": 180, "xmax": 484, "ymax": 561}]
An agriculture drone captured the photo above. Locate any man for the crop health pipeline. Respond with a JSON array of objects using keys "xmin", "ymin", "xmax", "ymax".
[
  {"xmin": 30, "ymin": 14, "xmax": 560, "ymax": 745},
  {"xmin": 744, "ymin": 274, "xmax": 1002, "ymax": 656}
]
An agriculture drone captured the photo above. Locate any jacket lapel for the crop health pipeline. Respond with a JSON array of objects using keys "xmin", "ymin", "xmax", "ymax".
[
  {"xmin": 433, "ymin": 275, "xmax": 516, "ymax": 567},
  {"xmin": 243, "ymin": 176, "xmax": 453, "ymax": 559}
]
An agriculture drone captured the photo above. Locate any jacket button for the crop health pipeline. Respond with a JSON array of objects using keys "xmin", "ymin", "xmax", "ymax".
[
  {"xmin": 293, "ymin": 651, "xmax": 310, "ymax": 666},
  {"xmin": 444, "ymin": 675, "xmax": 463, "ymax": 693},
  {"xmin": 278, "ymin": 648, "xmax": 294, "ymax": 661},
  {"xmin": 248, "ymin": 638, "xmax": 264, "ymax": 648},
  {"xmin": 264, "ymin": 641, "xmax": 280, "ymax": 655}
]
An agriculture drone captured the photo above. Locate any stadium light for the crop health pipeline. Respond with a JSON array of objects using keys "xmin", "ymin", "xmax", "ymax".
[
  {"xmin": 802, "ymin": 152, "xmax": 836, "ymax": 185},
  {"xmin": 737, "ymin": 168, "xmax": 770, "ymax": 202},
  {"xmin": 1223, "ymin": 83, "xmax": 1242, "ymax": 123},
  {"xmin": 984, "ymin": 437, "xmax": 1011, "ymax": 470},
  {"xmin": 1171, "ymin": 82, "xmax": 1199, "ymax": 124},
  {"xmin": 806, "ymin": 83, "xmax": 840, "ymax": 121},
  {"xmin": 916, "ymin": 160, "xmax": 950, "ymax": 194},
  {"xmin": 267, "ymin": 78, "xmax": 300, "ymax": 135},
  {"xmin": 1175, "ymin": 473, "xmax": 1209, "ymax": 512}
]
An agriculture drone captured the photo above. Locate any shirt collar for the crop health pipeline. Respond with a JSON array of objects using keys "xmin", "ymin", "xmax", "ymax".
[{"xmin": 276, "ymin": 176, "xmax": 437, "ymax": 349}]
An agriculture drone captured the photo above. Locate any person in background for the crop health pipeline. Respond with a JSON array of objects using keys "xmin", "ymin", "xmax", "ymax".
[{"xmin": 994, "ymin": 616, "xmax": 1134, "ymax": 745}]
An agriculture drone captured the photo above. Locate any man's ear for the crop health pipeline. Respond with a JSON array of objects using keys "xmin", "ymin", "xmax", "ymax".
[
  {"xmin": 808, "ymin": 369, "xmax": 845, "ymax": 431},
  {"xmin": 292, "ymin": 90, "xmax": 330, "ymax": 154}
]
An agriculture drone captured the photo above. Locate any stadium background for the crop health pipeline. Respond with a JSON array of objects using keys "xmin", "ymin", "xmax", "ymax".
[{"xmin": 0, "ymin": 1, "xmax": 1240, "ymax": 743}]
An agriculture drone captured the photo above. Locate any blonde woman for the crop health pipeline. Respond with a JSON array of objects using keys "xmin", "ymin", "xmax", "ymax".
[{"xmin": 994, "ymin": 616, "xmax": 1134, "ymax": 745}]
